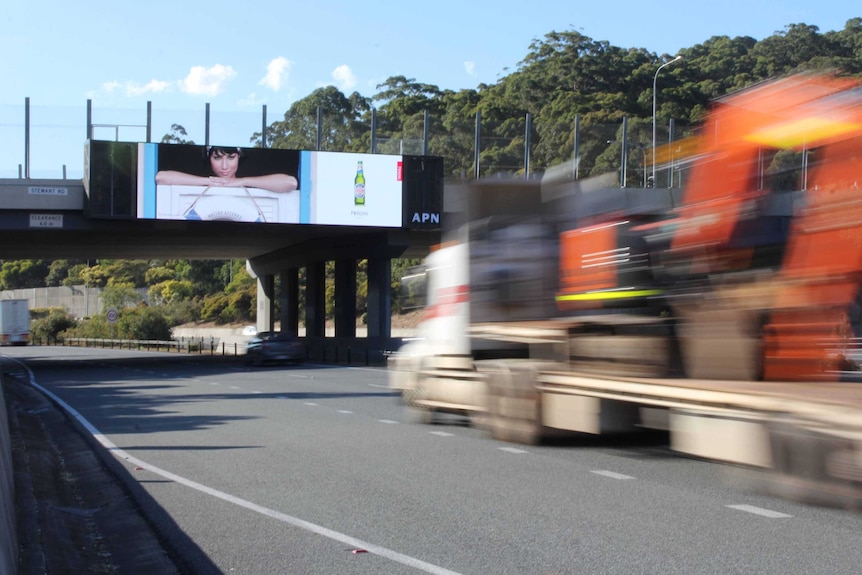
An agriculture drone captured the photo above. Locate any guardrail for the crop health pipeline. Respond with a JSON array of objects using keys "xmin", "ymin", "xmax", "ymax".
[
  {"xmin": 28, "ymin": 335, "xmax": 406, "ymax": 366},
  {"xmin": 34, "ymin": 337, "xmax": 243, "ymax": 356}
]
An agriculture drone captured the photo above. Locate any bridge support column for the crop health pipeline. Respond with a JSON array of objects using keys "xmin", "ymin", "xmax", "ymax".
[
  {"xmin": 335, "ymin": 259, "xmax": 357, "ymax": 338},
  {"xmin": 256, "ymin": 274, "xmax": 275, "ymax": 332},
  {"xmin": 366, "ymin": 257, "xmax": 391, "ymax": 340},
  {"xmin": 279, "ymin": 268, "xmax": 299, "ymax": 335},
  {"xmin": 305, "ymin": 261, "xmax": 326, "ymax": 337}
]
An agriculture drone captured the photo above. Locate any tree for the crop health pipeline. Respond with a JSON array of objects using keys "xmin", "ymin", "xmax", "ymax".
[
  {"xmin": 148, "ymin": 280, "xmax": 194, "ymax": 305},
  {"xmin": 751, "ymin": 24, "xmax": 833, "ymax": 77},
  {"xmin": 161, "ymin": 124, "xmax": 195, "ymax": 145},
  {"xmin": 372, "ymin": 76, "xmax": 445, "ymax": 141},
  {"xmin": 256, "ymin": 86, "xmax": 371, "ymax": 152},
  {"xmin": 63, "ymin": 263, "xmax": 91, "ymax": 287},
  {"xmin": 101, "ymin": 282, "xmax": 143, "ymax": 310},
  {"xmin": 101, "ymin": 260, "xmax": 150, "ymax": 287},
  {"xmin": 174, "ymin": 260, "xmax": 231, "ymax": 296},
  {"xmin": 46, "ymin": 259, "xmax": 86, "ymax": 287},
  {"xmin": 0, "ymin": 260, "xmax": 50, "ymax": 290},
  {"xmin": 433, "ymin": 89, "xmax": 481, "ymax": 178}
]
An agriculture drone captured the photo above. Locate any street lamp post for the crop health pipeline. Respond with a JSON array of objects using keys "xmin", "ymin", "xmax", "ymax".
[{"xmin": 652, "ymin": 55, "xmax": 682, "ymax": 186}]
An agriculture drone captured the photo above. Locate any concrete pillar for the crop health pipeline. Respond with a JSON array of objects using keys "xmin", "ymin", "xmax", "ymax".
[
  {"xmin": 335, "ymin": 259, "xmax": 357, "ymax": 337},
  {"xmin": 366, "ymin": 257, "xmax": 391, "ymax": 339},
  {"xmin": 305, "ymin": 261, "xmax": 326, "ymax": 337},
  {"xmin": 256, "ymin": 274, "xmax": 275, "ymax": 332},
  {"xmin": 279, "ymin": 268, "xmax": 299, "ymax": 335}
]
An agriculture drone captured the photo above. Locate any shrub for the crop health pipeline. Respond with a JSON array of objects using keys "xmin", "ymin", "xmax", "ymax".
[
  {"xmin": 61, "ymin": 314, "xmax": 112, "ymax": 339},
  {"xmin": 162, "ymin": 297, "xmax": 202, "ymax": 326},
  {"xmin": 31, "ymin": 308, "xmax": 78, "ymax": 340},
  {"xmin": 116, "ymin": 307, "xmax": 172, "ymax": 340},
  {"xmin": 200, "ymin": 293, "xmax": 230, "ymax": 323}
]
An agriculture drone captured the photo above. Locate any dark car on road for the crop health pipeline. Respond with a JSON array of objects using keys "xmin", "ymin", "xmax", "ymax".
[{"xmin": 245, "ymin": 331, "xmax": 305, "ymax": 365}]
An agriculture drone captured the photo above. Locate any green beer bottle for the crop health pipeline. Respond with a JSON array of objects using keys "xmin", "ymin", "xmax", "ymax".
[{"xmin": 354, "ymin": 161, "xmax": 366, "ymax": 205}]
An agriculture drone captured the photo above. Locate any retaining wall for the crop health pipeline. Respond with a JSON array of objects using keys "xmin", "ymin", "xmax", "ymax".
[{"xmin": 1, "ymin": 285, "xmax": 150, "ymax": 318}]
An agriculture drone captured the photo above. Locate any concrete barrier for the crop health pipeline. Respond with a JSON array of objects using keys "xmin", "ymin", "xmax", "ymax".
[{"xmin": 1, "ymin": 369, "xmax": 18, "ymax": 575}]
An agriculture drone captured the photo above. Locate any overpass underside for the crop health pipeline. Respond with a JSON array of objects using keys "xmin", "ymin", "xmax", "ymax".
[{"xmin": 0, "ymin": 178, "xmax": 440, "ymax": 361}]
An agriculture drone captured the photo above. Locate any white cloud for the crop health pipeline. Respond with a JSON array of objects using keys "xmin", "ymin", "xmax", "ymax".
[
  {"xmin": 332, "ymin": 65, "xmax": 357, "ymax": 91},
  {"xmin": 464, "ymin": 61, "xmax": 476, "ymax": 76},
  {"xmin": 90, "ymin": 79, "xmax": 169, "ymax": 99},
  {"xmin": 259, "ymin": 57, "xmax": 291, "ymax": 92},
  {"xmin": 101, "ymin": 81, "xmax": 121, "ymax": 93},
  {"xmin": 126, "ymin": 79, "xmax": 171, "ymax": 97},
  {"xmin": 181, "ymin": 64, "xmax": 236, "ymax": 97},
  {"xmin": 237, "ymin": 92, "xmax": 262, "ymax": 108}
]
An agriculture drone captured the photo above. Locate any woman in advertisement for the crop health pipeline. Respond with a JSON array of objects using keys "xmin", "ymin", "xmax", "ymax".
[
  {"xmin": 153, "ymin": 145, "xmax": 300, "ymax": 223},
  {"xmin": 156, "ymin": 146, "xmax": 297, "ymax": 193}
]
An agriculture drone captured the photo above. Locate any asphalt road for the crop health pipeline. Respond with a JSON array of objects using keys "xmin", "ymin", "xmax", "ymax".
[{"xmin": 3, "ymin": 346, "xmax": 862, "ymax": 574}]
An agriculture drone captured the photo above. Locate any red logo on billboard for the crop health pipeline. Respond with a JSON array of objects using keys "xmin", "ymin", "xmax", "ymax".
[{"xmin": 397, "ymin": 161, "xmax": 403, "ymax": 181}]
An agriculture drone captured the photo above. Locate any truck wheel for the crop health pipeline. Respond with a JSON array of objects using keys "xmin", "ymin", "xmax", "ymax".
[{"xmin": 407, "ymin": 405, "xmax": 436, "ymax": 425}]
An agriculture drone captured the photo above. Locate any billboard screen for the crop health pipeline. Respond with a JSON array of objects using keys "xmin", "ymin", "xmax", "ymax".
[
  {"xmin": 137, "ymin": 144, "xmax": 301, "ymax": 223},
  {"xmin": 127, "ymin": 143, "xmax": 440, "ymax": 229},
  {"xmin": 85, "ymin": 140, "xmax": 138, "ymax": 219},
  {"xmin": 302, "ymin": 151, "xmax": 403, "ymax": 227}
]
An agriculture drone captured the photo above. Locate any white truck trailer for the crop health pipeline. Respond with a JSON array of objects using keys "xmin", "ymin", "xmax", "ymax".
[{"xmin": 0, "ymin": 299, "xmax": 30, "ymax": 346}]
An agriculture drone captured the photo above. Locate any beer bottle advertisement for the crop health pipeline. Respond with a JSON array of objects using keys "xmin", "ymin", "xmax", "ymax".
[
  {"xmin": 354, "ymin": 161, "xmax": 366, "ymax": 205},
  {"xmin": 307, "ymin": 152, "xmax": 402, "ymax": 227}
]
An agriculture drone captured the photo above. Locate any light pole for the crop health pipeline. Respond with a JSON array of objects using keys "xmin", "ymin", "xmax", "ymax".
[{"xmin": 652, "ymin": 55, "xmax": 682, "ymax": 186}]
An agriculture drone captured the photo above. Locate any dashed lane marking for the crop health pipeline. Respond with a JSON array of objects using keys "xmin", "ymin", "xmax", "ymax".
[
  {"xmin": 727, "ymin": 505, "xmax": 792, "ymax": 518},
  {"xmin": 6, "ymin": 357, "xmax": 463, "ymax": 575},
  {"xmin": 430, "ymin": 431, "xmax": 454, "ymax": 437},
  {"xmin": 499, "ymin": 447, "xmax": 528, "ymax": 454},
  {"xmin": 591, "ymin": 470, "xmax": 635, "ymax": 480}
]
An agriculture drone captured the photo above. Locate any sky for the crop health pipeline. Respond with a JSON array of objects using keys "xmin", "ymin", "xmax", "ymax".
[{"xmin": 0, "ymin": 0, "xmax": 859, "ymax": 177}]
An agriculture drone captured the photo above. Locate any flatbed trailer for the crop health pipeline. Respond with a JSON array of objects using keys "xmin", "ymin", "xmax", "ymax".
[{"xmin": 398, "ymin": 318, "xmax": 862, "ymax": 508}]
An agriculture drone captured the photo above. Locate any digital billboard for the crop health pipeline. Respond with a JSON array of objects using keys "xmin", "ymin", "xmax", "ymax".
[
  {"xmin": 135, "ymin": 144, "xmax": 411, "ymax": 227},
  {"xmin": 302, "ymin": 151, "xmax": 404, "ymax": 227},
  {"xmin": 137, "ymin": 144, "xmax": 302, "ymax": 223},
  {"xmin": 82, "ymin": 142, "xmax": 440, "ymax": 228}
]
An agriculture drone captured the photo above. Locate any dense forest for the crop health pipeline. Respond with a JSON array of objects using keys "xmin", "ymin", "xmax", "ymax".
[
  {"xmin": 252, "ymin": 19, "xmax": 862, "ymax": 178},
  {"xmin": 6, "ymin": 19, "xmax": 862, "ymax": 340}
]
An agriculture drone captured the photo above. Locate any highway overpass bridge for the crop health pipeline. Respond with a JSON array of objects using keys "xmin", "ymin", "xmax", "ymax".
[{"xmin": 0, "ymin": 150, "xmax": 442, "ymax": 362}]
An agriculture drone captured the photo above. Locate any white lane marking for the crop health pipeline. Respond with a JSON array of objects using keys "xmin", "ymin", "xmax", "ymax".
[
  {"xmin": 368, "ymin": 383, "xmax": 390, "ymax": 389},
  {"xmin": 208, "ymin": 382, "xmax": 220, "ymax": 386},
  {"xmin": 304, "ymin": 402, "xmax": 318, "ymax": 406},
  {"xmin": 337, "ymin": 410, "xmax": 354, "ymax": 414},
  {"xmin": 11, "ymin": 358, "xmax": 463, "ymax": 575},
  {"xmin": 379, "ymin": 419, "xmax": 399, "ymax": 424},
  {"xmin": 252, "ymin": 391, "xmax": 263, "ymax": 394},
  {"xmin": 727, "ymin": 505, "xmax": 792, "ymax": 518},
  {"xmin": 499, "ymin": 447, "xmax": 528, "ymax": 454},
  {"xmin": 591, "ymin": 470, "xmax": 635, "ymax": 480},
  {"xmin": 229, "ymin": 386, "xmax": 240, "ymax": 390},
  {"xmin": 430, "ymin": 431, "xmax": 454, "ymax": 437}
]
